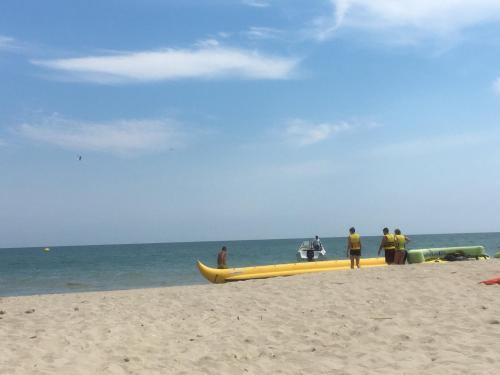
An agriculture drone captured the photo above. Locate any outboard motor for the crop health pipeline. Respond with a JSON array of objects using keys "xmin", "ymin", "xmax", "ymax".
[{"xmin": 307, "ymin": 249, "xmax": 315, "ymax": 261}]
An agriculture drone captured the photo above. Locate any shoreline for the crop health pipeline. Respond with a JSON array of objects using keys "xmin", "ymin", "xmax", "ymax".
[
  {"xmin": 1, "ymin": 260, "xmax": 499, "ymax": 374},
  {"xmin": 0, "ymin": 280, "xmax": 209, "ymax": 299},
  {"xmin": 2, "ymin": 233, "xmax": 498, "ymax": 297}
]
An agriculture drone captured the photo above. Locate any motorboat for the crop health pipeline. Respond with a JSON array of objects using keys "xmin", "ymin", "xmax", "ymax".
[{"xmin": 296, "ymin": 240, "xmax": 327, "ymax": 261}]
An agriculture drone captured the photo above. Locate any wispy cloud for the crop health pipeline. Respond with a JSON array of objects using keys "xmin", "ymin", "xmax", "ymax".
[
  {"xmin": 0, "ymin": 35, "xmax": 19, "ymax": 51},
  {"xmin": 313, "ymin": 0, "xmax": 500, "ymax": 42},
  {"xmin": 194, "ymin": 39, "xmax": 220, "ymax": 48},
  {"xmin": 283, "ymin": 119, "xmax": 351, "ymax": 146},
  {"xmin": 32, "ymin": 44, "xmax": 298, "ymax": 83},
  {"xmin": 244, "ymin": 27, "xmax": 283, "ymax": 40},
  {"xmin": 494, "ymin": 77, "xmax": 500, "ymax": 94},
  {"xmin": 242, "ymin": 0, "xmax": 270, "ymax": 8},
  {"xmin": 371, "ymin": 131, "xmax": 492, "ymax": 158},
  {"xmin": 217, "ymin": 32, "xmax": 232, "ymax": 39},
  {"xmin": 17, "ymin": 115, "xmax": 184, "ymax": 156}
]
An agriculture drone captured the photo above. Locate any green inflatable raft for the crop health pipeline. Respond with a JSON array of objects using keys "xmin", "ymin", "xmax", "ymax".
[{"xmin": 407, "ymin": 246, "xmax": 488, "ymax": 264}]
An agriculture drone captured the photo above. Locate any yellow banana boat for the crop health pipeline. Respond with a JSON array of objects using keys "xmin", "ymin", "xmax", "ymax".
[{"xmin": 197, "ymin": 257, "xmax": 387, "ymax": 284}]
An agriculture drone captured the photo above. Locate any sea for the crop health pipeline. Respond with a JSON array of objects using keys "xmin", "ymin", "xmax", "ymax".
[{"xmin": 1, "ymin": 232, "xmax": 499, "ymax": 297}]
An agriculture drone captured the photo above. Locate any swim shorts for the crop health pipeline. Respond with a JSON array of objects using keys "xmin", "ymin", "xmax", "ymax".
[
  {"xmin": 350, "ymin": 249, "xmax": 361, "ymax": 257},
  {"xmin": 385, "ymin": 249, "xmax": 395, "ymax": 264}
]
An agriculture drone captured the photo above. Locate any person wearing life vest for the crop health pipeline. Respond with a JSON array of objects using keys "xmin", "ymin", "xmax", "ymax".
[
  {"xmin": 394, "ymin": 229, "xmax": 410, "ymax": 264},
  {"xmin": 346, "ymin": 227, "xmax": 362, "ymax": 269},
  {"xmin": 378, "ymin": 227, "xmax": 396, "ymax": 264}
]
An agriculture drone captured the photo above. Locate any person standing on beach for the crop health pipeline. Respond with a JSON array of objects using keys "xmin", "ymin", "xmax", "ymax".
[
  {"xmin": 217, "ymin": 246, "xmax": 228, "ymax": 269},
  {"xmin": 394, "ymin": 229, "xmax": 410, "ymax": 264},
  {"xmin": 378, "ymin": 228, "xmax": 396, "ymax": 264},
  {"xmin": 346, "ymin": 227, "xmax": 362, "ymax": 269}
]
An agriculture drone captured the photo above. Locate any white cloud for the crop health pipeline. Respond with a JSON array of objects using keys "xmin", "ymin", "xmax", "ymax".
[
  {"xmin": 283, "ymin": 119, "xmax": 351, "ymax": 146},
  {"xmin": 17, "ymin": 116, "xmax": 184, "ymax": 155},
  {"xmin": 32, "ymin": 45, "xmax": 298, "ymax": 83},
  {"xmin": 494, "ymin": 77, "xmax": 500, "ymax": 94},
  {"xmin": 195, "ymin": 39, "xmax": 220, "ymax": 48},
  {"xmin": 314, "ymin": 0, "xmax": 500, "ymax": 41},
  {"xmin": 0, "ymin": 35, "xmax": 17, "ymax": 50},
  {"xmin": 242, "ymin": 0, "xmax": 270, "ymax": 8},
  {"xmin": 244, "ymin": 27, "xmax": 282, "ymax": 40}
]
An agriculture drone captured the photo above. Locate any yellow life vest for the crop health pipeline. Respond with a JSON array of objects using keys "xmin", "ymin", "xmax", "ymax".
[
  {"xmin": 395, "ymin": 234, "xmax": 406, "ymax": 250},
  {"xmin": 349, "ymin": 233, "xmax": 361, "ymax": 250},
  {"xmin": 383, "ymin": 234, "xmax": 396, "ymax": 250}
]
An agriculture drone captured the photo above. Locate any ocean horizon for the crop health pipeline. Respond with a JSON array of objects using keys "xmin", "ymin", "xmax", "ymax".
[{"xmin": 1, "ymin": 232, "xmax": 499, "ymax": 297}]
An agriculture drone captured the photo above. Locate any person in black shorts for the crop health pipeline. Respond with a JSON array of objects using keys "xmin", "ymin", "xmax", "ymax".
[
  {"xmin": 378, "ymin": 227, "xmax": 396, "ymax": 264},
  {"xmin": 346, "ymin": 227, "xmax": 362, "ymax": 268}
]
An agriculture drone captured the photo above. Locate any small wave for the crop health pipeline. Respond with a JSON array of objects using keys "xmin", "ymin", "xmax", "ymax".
[{"xmin": 65, "ymin": 282, "xmax": 88, "ymax": 288}]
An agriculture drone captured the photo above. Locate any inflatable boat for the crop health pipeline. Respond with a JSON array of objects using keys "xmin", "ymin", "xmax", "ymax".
[
  {"xmin": 197, "ymin": 257, "xmax": 387, "ymax": 284},
  {"xmin": 407, "ymin": 246, "xmax": 488, "ymax": 264}
]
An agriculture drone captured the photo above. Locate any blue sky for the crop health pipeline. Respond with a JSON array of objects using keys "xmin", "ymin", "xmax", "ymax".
[{"xmin": 1, "ymin": 0, "xmax": 500, "ymax": 247}]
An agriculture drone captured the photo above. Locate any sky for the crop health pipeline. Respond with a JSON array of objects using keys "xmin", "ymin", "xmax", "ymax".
[{"xmin": 1, "ymin": 0, "xmax": 500, "ymax": 248}]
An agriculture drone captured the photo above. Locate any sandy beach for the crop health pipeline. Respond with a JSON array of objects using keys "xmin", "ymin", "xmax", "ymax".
[{"xmin": 1, "ymin": 259, "xmax": 499, "ymax": 375}]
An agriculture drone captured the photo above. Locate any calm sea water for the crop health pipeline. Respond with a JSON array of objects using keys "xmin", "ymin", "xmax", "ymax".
[{"xmin": 1, "ymin": 232, "xmax": 499, "ymax": 297}]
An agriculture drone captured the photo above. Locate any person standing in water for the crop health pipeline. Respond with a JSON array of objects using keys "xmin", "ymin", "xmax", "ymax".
[
  {"xmin": 346, "ymin": 227, "xmax": 362, "ymax": 269},
  {"xmin": 394, "ymin": 229, "xmax": 410, "ymax": 264},
  {"xmin": 378, "ymin": 227, "xmax": 396, "ymax": 264},
  {"xmin": 217, "ymin": 246, "xmax": 228, "ymax": 269}
]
